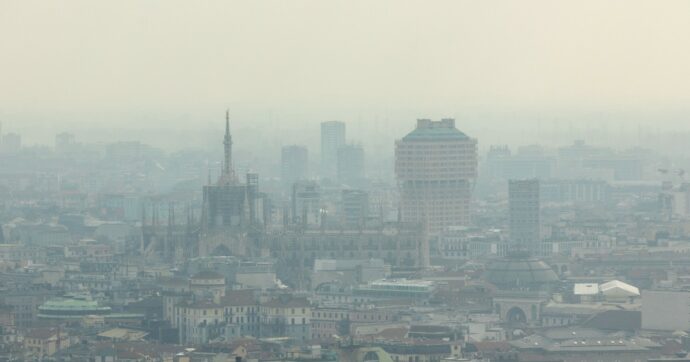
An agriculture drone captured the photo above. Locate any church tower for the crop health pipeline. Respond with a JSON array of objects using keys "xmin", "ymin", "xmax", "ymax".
[
  {"xmin": 198, "ymin": 111, "xmax": 264, "ymax": 257},
  {"xmin": 220, "ymin": 109, "xmax": 237, "ymax": 185}
]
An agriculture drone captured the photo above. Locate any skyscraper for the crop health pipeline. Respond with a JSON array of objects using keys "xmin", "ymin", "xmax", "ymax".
[
  {"xmin": 395, "ymin": 119, "xmax": 478, "ymax": 234},
  {"xmin": 509, "ymin": 179, "xmax": 541, "ymax": 254},
  {"xmin": 291, "ymin": 180, "xmax": 322, "ymax": 227},
  {"xmin": 281, "ymin": 145, "xmax": 309, "ymax": 191},
  {"xmin": 337, "ymin": 143, "xmax": 364, "ymax": 187},
  {"xmin": 55, "ymin": 132, "xmax": 76, "ymax": 154},
  {"xmin": 320, "ymin": 121, "xmax": 346, "ymax": 179},
  {"xmin": 0, "ymin": 132, "xmax": 21, "ymax": 154},
  {"xmin": 341, "ymin": 189, "xmax": 369, "ymax": 228}
]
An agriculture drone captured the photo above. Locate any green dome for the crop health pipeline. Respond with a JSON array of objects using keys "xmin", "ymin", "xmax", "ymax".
[{"xmin": 38, "ymin": 297, "xmax": 111, "ymax": 319}]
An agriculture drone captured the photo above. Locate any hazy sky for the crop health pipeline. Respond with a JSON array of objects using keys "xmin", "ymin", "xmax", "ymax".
[{"xmin": 2, "ymin": 1, "xmax": 690, "ymax": 147}]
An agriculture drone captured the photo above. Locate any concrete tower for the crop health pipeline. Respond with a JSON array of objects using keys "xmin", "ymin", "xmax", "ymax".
[
  {"xmin": 320, "ymin": 121, "xmax": 346, "ymax": 179},
  {"xmin": 509, "ymin": 179, "xmax": 541, "ymax": 254},
  {"xmin": 395, "ymin": 119, "xmax": 478, "ymax": 234}
]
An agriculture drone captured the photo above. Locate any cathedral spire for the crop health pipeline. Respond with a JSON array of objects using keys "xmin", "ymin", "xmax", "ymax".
[{"xmin": 222, "ymin": 109, "xmax": 235, "ymax": 184}]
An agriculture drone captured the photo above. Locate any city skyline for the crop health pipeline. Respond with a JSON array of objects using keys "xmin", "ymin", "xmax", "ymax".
[{"xmin": 2, "ymin": 2, "xmax": 690, "ymax": 360}]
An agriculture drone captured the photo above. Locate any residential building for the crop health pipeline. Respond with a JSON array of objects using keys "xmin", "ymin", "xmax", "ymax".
[
  {"xmin": 23, "ymin": 328, "xmax": 70, "ymax": 358},
  {"xmin": 341, "ymin": 189, "xmax": 369, "ymax": 228},
  {"xmin": 260, "ymin": 295, "xmax": 311, "ymax": 342},
  {"xmin": 509, "ymin": 179, "xmax": 541, "ymax": 253},
  {"xmin": 221, "ymin": 289, "xmax": 260, "ymax": 338},
  {"xmin": 291, "ymin": 181, "xmax": 322, "ymax": 226}
]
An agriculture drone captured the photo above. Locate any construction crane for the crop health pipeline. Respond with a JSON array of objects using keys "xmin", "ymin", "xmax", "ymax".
[
  {"xmin": 658, "ymin": 168, "xmax": 685, "ymax": 179},
  {"xmin": 658, "ymin": 168, "xmax": 686, "ymax": 188}
]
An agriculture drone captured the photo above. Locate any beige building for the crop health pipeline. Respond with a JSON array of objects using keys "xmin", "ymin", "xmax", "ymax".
[
  {"xmin": 190, "ymin": 271, "xmax": 226, "ymax": 302},
  {"xmin": 260, "ymin": 295, "xmax": 311, "ymax": 341},
  {"xmin": 173, "ymin": 300, "xmax": 225, "ymax": 345},
  {"xmin": 23, "ymin": 328, "xmax": 69, "ymax": 358},
  {"xmin": 395, "ymin": 119, "xmax": 478, "ymax": 234},
  {"xmin": 221, "ymin": 289, "xmax": 260, "ymax": 337},
  {"xmin": 311, "ymin": 307, "xmax": 396, "ymax": 341}
]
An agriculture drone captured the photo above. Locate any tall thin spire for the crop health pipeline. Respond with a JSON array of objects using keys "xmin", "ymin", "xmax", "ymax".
[{"xmin": 222, "ymin": 109, "xmax": 235, "ymax": 184}]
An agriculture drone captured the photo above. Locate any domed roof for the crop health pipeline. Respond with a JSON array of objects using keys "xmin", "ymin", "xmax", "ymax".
[
  {"xmin": 485, "ymin": 255, "xmax": 559, "ymax": 289},
  {"xmin": 39, "ymin": 298, "xmax": 110, "ymax": 312}
]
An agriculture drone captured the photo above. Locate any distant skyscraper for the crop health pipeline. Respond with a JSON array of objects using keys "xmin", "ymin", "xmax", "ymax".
[
  {"xmin": 281, "ymin": 145, "xmax": 309, "ymax": 190},
  {"xmin": 509, "ymin": 179, "xmax": 541, "ymax": 253},
  {"xmin": 395, "ymin": 119, "xmax": 478, "ymax": 234},
  {"xmin": 0, "ymin": 133, "xmax": 21, "ymax": 154},
  {"xmin": 341, "ymin": 189, "xmax": 369, "ymax": 228},
  {"xmin": 320, "ymin": 121, "xmax": 346, "ymax": 179},
  {"xmin": 55, "ymin": 132, "xmax": 76, "ymax": 153},
  {"xmin": 291, "ymin": 180, "xmax": 322, "ymax": 226},
  {"xmin": 337, "ymin": 144, "xmax": 364, "ymax": 187}
]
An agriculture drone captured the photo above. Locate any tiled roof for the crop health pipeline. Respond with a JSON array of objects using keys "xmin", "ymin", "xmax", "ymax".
[
  {"xmin": 263, "ymin": 295, "xmax": 309, "ymax": 308},
  {"xmin": 25, "ymin": 328, "xmax": 58, "ymax": 339},
  {"xmin": 220, "ymin": 289, "xmax": 257, "ymax": 306}
]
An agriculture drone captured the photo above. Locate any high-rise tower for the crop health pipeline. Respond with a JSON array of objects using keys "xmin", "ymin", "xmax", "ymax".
[
  {"xmin": 320, "ymin": 121, "xmax": 346, "ymax": 179},
  {"xmin": 395, "ymin": 119, "xmax": 478, "ymax": 234},
  {"xmin": 509, "ymin": 179, "xmax": 541, "ymax": 254}
]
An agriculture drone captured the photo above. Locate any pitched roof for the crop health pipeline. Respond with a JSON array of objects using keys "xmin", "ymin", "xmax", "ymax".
[
  {"xmin": 176, "ymin": 299, "xmax": 221, "ymax": 309},
  {"xmin": 374, "ymin": 326, "xmax": 409, "ymax": 340},
  {"xmin": 25, "ymin": 328, "xmax": 58, "ymax": 339},
  {"xmin": 600, "ymin": 280, "xmax": 640, "ymax": 297},
  {"xmin": 220, "ymin": 289, "xmax": 257, "ymax": 306},
  {"xmin": 466, "ymin": 341, "xmax": 513, "ymax": 353},
  {"xmin": 191, "ymin": 271, "xmax": 225, "ymax": 280},
  {"xmin": 573, "ymin": 283, "xmax": 600, "ymax": 296},
  {"xmin": 263, "ymin": 295, "xmax": 309, "ymax": 308},
  {"xmin": 97, "ymin": 328, "xmax": 149, "ymax": 341},
  {"xmin": 583, "ymin": 310, "xmax": 641, "ymax": 331}
]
